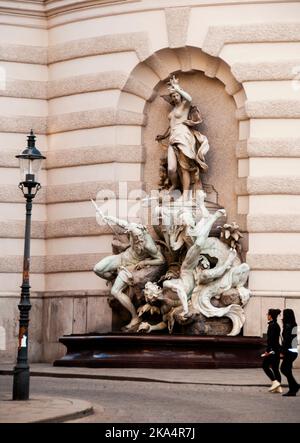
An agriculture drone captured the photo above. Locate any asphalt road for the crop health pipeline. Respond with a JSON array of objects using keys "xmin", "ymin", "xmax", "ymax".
[{"xmin": 0, "ymin": 375, "xmax": 299, "ymax": 423}]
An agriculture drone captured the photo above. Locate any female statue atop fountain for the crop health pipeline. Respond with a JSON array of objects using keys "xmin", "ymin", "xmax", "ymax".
[{"xmin": 156, "ymin": 75, "xmax": 209, "ymax": 194}]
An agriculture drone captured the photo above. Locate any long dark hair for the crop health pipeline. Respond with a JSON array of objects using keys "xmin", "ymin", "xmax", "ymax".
[
  {"xmin": 282, "ymin": 309, "xmax": 297, "ymax": 327},
  {"xmin": 268, "ymin": 308, "xmax": 281, "ymax": 321}
]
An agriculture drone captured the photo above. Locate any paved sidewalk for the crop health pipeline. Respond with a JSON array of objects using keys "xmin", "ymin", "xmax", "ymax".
[
  {"xmin": 0, "ymin": 395, "xmax": 94, "ymax": 423},
  {"xmin": 1, "ymin": 363, "xmax": 300, "ymax": 386}
]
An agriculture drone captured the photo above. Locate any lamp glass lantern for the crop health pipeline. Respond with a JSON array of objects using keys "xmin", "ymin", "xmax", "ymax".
[{"xmin": 16, "ymin": 130, "xmax": 45, "ymax": 186}]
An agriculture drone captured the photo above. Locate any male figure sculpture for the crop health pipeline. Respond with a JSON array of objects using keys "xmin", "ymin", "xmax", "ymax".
[{"xmin": 93, "ymin": 205, "xmax": 165, "ymax": 330}]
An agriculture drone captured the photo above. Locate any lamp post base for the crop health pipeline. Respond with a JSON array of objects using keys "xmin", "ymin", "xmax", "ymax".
[{"xmin": 12, "ymin": 365, "xmax": 30, "ymax": 401}]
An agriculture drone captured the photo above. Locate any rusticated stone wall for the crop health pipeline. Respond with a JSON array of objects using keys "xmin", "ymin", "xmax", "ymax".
[{"xmin": 0, "ymin": 0, "xmax": 300, "ymax": 365}]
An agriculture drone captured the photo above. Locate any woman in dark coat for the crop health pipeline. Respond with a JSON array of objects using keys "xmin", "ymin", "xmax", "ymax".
[
  {"xmin": 262, "ymin": 309, "xmax": 282, "ymax": 393},
  {"xmin": 280, "ymin": 309, "xmax": 299, "ymax": 396}
]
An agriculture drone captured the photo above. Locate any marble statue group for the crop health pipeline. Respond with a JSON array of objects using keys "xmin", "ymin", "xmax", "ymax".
[{"xmin": 93, "ymin": 76, "xmax": 251, "ymax": 337}]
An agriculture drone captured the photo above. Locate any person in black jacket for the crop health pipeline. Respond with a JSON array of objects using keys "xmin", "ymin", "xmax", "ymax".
[
  {"xmin": 280, "ymin": 309, "xmax": 299, "ymax": 396},
  {"xmin": 262, "ymin": 309, "xmax": 282, "ymax": 393}
]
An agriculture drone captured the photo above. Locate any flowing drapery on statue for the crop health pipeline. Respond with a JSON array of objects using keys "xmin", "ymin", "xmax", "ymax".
[{"xmin": 156, "ymin": 75, "xmax": 209, "ymax": 193}]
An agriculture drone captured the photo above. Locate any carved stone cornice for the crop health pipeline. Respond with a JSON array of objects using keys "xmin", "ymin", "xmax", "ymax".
[
  {"xmin": 0, "ymin": 0, "xmax": 139, "ymax": 19},
  {"xmin": 45, "ymin": 0, "xmax": 140, "ymax": 17}
]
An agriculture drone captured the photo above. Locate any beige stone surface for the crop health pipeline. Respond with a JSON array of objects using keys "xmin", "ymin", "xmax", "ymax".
[
  {"xmin": 0, "ymin": 79, "xmax": 47, "ymax": 100},
  {"xmin": 0, "ymin": 174, "xmax": 20, "ymax": 195},
  {"xmin": 249, "ymin": 195, "xmax": 300, "ymax": 215},
  {"xmin": 45, "ymin": 180, "xmax": 143, "ymax": 204},
  {"xmin": 237, "ymin": 196, "xmax": 248, "ymax": 215},
  {"xmin": 248, "ymin": 233, "xmax": 300, "ymax": 255},
  {"xmin": 49, "ymin": 71, "xmax": 127, "ymax": 99},
  {"xmin": 245, "ymin": 100, "xmax": 300, "ymax": 119},
  {"xmin": 247, "ymin": 176, "xmax": 300, "ymax": 195},
  {"xmin": 248, "ymin": 215, "xmax": 300, "ymax": 233},
  {"xmin": 86, "ymin": 295, "xmax": 112, "ymax": 333},
  {"xmin": 0, "ymin": 296, "xmax": 43, "ymax": 363},
  {"xmin": 47, "ymin": 145, "xmax": 145, "ymax": 169},
  {"xmin": 165, "ymin": 7, "xmax": 190, "ymax": 49},
  {"xmin": 123, "ymin": 74, "xmax": 155, "ymax": 101},
  {"xmin": 48, "ymin": 32, "xmax": 150, "ymax": 64},
  {"xmin": 47, "ymin": 163, "xmax": 141, "ymax": 185},
  {"xmin": 247, "ymin": 254, "xmax": 300, "ymax": 271},
  {"xmin": 0, "ymin": 202, "xmax": 46, "ymax": 221},
  {"xmin": 0, "ymin": 220, "xmax": 45, "ymax": 239},
  {"xmin": 237, "ymin": 138, "xmax": 300, "ymax": 159},
  {"xmin": 47, "ymin": 235, "xmax": 113, "ymax": 255},
  {"xmin": 232, "ymin": 61, "xmax": 300, "ymax": 82},
  {"xmin": 0, "ymin": 61, "xmax": 48, "ymax": 82},
  {"xmin": 243, "ymin": 296, "xmax": 261, "ymax": 337},
  {"xmin": 45, "ymin": 271, "xmax": 108, "ymax": 292},
  {"xmin": 0, "ymin": 149, "xmax": 19, "ymax": 167},
  {"xmin": 1, "ymin": 237, "xmax": 45, "ymax": 256},
  {"xmin": 0, "ymin": 115, "xmax": 47, "ymax": 134},
  {"xmin": 0, "ymin": 167, "xmax": 45, "ymax": 187},
  {"xmin": 45, "ymin": 218, "xmax": 112, "ymax": 238},
  {"xmin": 0, "ymin": 273, "xmax": 45, "ymax": 293},
  {"xmin": 0, "ymin": 256, "xmax": 45, "ymax": 274},
  {"xmin": 48, "ymin": 127, "xmax": 115, "ymax": 149},
  {"xmin": 46, "ymin": 145, "xmax": 144, "ymax": 169},
  {"xmin": 43, "ymin": 297, "xmax": 73, "ymax": 344},
  {"xmin": 48, "ymin": 90, "xmax": 121, "ymax": 115},
  {"xmin": 250, "ymin": 118, "xmax": 300, "ymax": 138},
  {"xmin": 203, "ymin": 23, "xmax": 300, "ymax": 56},
  {"xmin": 47, "ymin": 108, "xmax": 145, "ymax": 134},
  {"xmin": 244, "ymin": 81, "xmax": 300, "ymax": 101},
  {"xmin": 73, "ymin": 297, "xmax": 87, "ymax": 334},
  {"xmin": 0, "ymin": 43, "xmax": 47, "ymax": 64},
  {"xmin": 249, "ymin": 271, "xmax": 300, "ymax": 292},
  {"xmin": 0, "ymin": 97, "xmax": 48, "ymax": 118},
  {"xmin": 49, "ymin": 52, "xmax": 139, "ymax": 80},
  {"xmin": 221, "ymin": 42, "xmax": 300, "ymax": 66},
  {"xmin": 145, "ymin": 53, "xmax": 172, "ymax": 81},
  {"xmin": 45, "ymin": 254, "xmax": 106, "ymax": 274}
]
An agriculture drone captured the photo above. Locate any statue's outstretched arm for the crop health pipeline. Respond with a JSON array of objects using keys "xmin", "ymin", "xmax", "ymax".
[
  {"xmin": 137, "ymin": 244, "xmax": 165, "ymax": 268},
  {"xmin": 174, "ymin": 85, "xmax": 192, "ymax": 103},
  {"xmin": 104, "ymin": 215, "xmax": 129, "ymax": 229},
  {"xmin": 169, "ymin": 76, "xmax": 192, "ymax": 103},
  {"xmin": 92, "ymin": 200, "xmax": 129, "ymax": 231}
]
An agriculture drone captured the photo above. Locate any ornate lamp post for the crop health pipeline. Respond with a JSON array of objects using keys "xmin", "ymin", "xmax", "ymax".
[{"xmin": 12, "ymin": 130, "xmax": 46, "ymax": 401}]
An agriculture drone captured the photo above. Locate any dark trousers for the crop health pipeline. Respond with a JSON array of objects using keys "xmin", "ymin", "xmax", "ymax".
[
  {"xmin": 280, "ymin": 351, "xmax": 299, "ymax": 393},
  {"xmin": 262, "ymin": 354, "xmax": 281, "ymax": 383}
]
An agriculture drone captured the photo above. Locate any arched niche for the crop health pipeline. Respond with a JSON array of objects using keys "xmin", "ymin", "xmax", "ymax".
[{"xmin": 118, "ymin": 46, "xmax": 247, "ymax": 227}]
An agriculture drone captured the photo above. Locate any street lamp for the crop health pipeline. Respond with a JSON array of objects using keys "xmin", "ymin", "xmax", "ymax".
[{"xmin": 12, "ymin": 130, "xmax": 46, "ymax": 401}]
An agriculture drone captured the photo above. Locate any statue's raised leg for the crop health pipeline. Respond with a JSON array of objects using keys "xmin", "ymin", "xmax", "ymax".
[
  {"xmin": 93, "ymin": 254, "xmax": 121, "ymax": 280},
  {"xmin": 111, "ymin": 272, "xmax": 140, "ymax": 330}
]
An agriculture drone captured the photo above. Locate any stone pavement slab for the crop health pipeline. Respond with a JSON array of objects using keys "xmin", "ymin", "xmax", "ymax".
[
  {"xmin": 1, "ymin": 363, "xmax": 300, "ymax": 386},
  {"xmin": 0, "ymin": 395, "xmax": 94, "ymax": 423}
]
